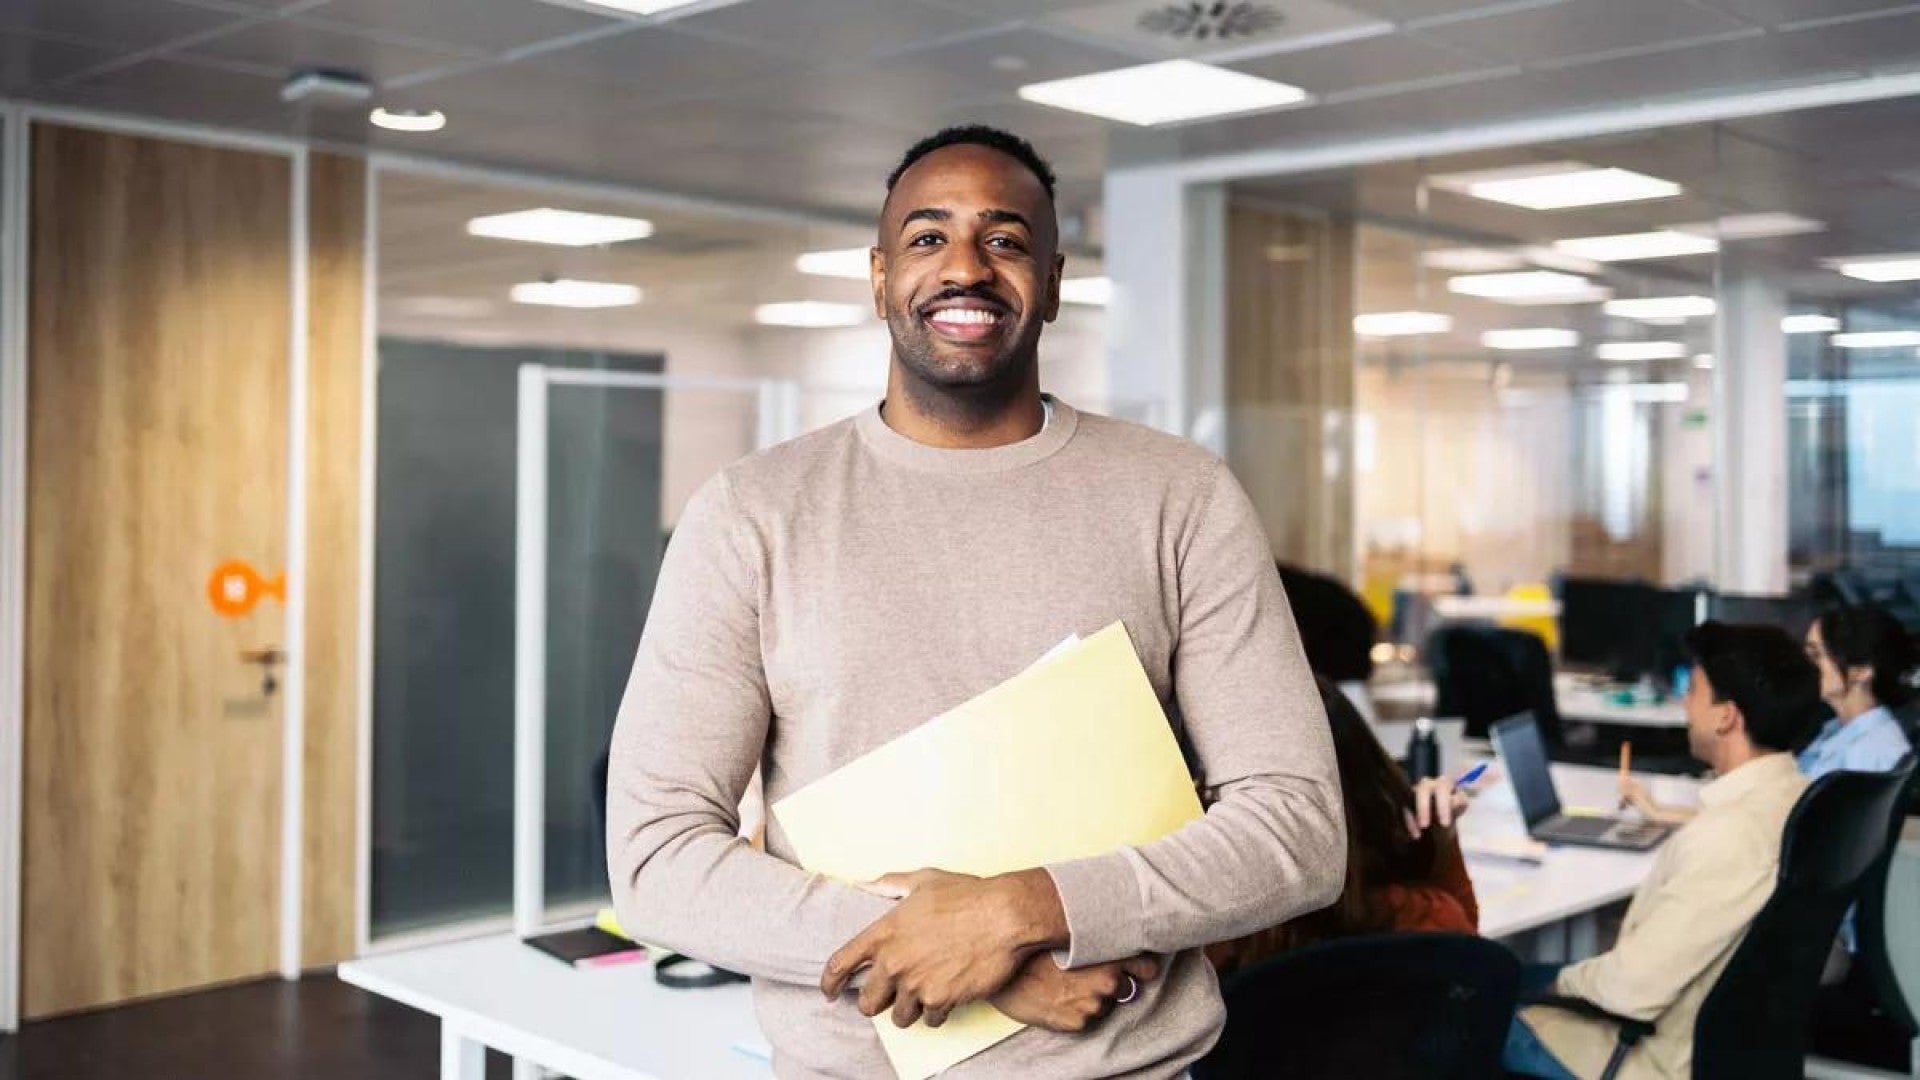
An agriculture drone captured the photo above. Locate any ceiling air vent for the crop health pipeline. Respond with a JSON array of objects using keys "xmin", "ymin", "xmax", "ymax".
[{"xmin": 1137, "ymin": 2, "xmax": 1286, "ymax": 42}]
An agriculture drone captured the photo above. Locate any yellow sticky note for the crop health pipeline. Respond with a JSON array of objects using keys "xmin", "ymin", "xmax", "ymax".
[{"xmin": 775, "ymin": 622, "xmax": 1204, "ymax": 1080}]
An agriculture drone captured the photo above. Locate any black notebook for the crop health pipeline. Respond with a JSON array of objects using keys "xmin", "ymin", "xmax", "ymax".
[{"xmin": 522, "ymin": 926, "xmax": 648, "ymax": 969}]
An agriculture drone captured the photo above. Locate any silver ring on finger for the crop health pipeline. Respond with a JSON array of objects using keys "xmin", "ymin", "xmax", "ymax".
[{"xmin": 1115, "ymin": 975, "xmax": 1139, "ymax": 1005}]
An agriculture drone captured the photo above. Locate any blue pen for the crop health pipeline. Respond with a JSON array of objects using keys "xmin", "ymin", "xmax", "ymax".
[{"xmin": 1456, "ymin": 761, "xmax": 1491, "ymax": 787}]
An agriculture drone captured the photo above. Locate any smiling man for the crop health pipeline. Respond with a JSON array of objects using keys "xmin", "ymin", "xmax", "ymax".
[{"xmin": 606, "ymin": 126, "xmax": 1342, "ymax": 1079}]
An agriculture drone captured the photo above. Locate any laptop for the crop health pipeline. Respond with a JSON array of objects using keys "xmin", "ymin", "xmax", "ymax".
[{"xmin": 1490, "ymin": 712, "xmax": 1673, "ymax": 852}]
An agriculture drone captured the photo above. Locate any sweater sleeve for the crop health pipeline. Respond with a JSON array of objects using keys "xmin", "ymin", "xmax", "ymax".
[
  {"xmin": 1044, "ymin": 461, "xmax": 1346, "ymax": 967},
  {"xmin": 605, "ymin": 473, "xmax": 891, "ymax": 986}
]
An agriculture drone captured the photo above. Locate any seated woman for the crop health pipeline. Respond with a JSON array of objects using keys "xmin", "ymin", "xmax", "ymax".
[{"xmin": 1208, "ymin": 676, "xmax": 1474, "ymax": 975}]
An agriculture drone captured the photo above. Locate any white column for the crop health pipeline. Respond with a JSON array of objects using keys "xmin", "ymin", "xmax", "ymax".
[
  {"xmin": 1713, "ymin": 264, "xmax": 1790, "ymax": 594},
  {"xmin": 1102, "ymin": 139, "xmax": 1224, "ymax": 447}
]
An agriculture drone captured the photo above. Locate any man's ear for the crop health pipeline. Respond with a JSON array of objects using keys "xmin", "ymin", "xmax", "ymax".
[
  {"xmin": 1043, "ymin": 253, "xmax": 1064, "ymax": 322},
  {"xmin": 869, "ymin": 246, "xmax": 887, "ymax": 320}
]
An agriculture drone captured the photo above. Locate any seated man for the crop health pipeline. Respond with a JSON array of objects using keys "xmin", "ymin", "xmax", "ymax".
[{"xmin": 1505, "ymin": 621, "xmax": 1823, "ymax": 1080}]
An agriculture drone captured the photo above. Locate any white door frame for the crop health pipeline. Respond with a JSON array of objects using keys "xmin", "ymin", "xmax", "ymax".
[{"xmin": 511, "ymin": 365, "xmax": 798, "ymax": 938}]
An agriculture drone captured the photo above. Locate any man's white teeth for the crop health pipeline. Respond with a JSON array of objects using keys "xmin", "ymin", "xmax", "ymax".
[{"xmin": 931, "ymin": 309, "xmax": 998, "ymax": 326}]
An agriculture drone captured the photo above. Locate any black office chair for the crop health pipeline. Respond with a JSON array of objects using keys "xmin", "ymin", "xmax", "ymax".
[
  {"xmin": 1427, "ymin": 624, "xmax": 1562, "ymax": 742},
  {"xmin": 1810, "ymin": 758, "xmax": 1920, "ymax": 1071},
  {"xmin": 1528, "ymin": 757, "xmax": 1917, "ymax": 1080},
  {"xmin": 1193, "ymin": 933, "xmax": 1519, "ymax": 1080}
]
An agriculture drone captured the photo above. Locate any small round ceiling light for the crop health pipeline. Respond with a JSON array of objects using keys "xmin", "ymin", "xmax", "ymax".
[{"xmin": 370, "ymin": 107, "xmax": 446, "ymax": 133}]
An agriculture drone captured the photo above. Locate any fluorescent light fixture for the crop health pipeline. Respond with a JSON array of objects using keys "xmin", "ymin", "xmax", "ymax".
[
  {"xmin": 1481, "ymin": 328, "xmax": 1579, "ymax": 351},
  {"xmin": 369, "ymin": 107, "xmax": 445, "ymax": 133},
  {"xmin": 754, "ymin": 301, "xmax": 868, "ymax": 328},
  {"xmin": 1673, "ymin": 212, "xmax": 1824, "ymax": 240},
  {"xmin": 510, "ymin": 279, "xmax": 641, "ymax": 308},
  {"xmin": 1782, "ymin": 314, "xmax": 1839, "ymax": 334},
  {"xmin": 1421, "ymin": 248, "xmax": 1526, "ymax": 273},
  {"xmin": 1603, "ymin": 295, "xmax": 1716, "ymax": 321},
  {"xmin": 1353, "ymin": 311, "xmax": 1452, "ymax": 338},
  {"xmin": 555, "ymin": 0, "xmax": 709, "ymax": 13},
  {"xmin": 1059, "ymin": 276, "xmax": 1111, "ymax": 306},
  {"xmin": 468, "ymin": 208, "xmax": 653, "ymax": 247},
  {"xmin": 1831, "ymin": 330, "xmax": 1920, "ymax": 348},
  {"xmin": 1827, "ymin": 253, "xmax": 1920, "ymax": 282},
  {"xmin": 1427, "ymin": 161, "xmax": 1681, "ymax": 210},
  {"xmin": 1693, "ymin": 353, "xmax": 1716, "ymax": 370},
  {"xmin": 1597, "ymin": 341, "xmax": 1687, "ymax": 361},
  {"xmin": 1447, "ymin": 270, "xmax": 1612, "ymax": 305},
  {"xmin": 795, "ymin": 248, "xmax": 872, "ymax": 280},
  {"xmin": 1553, "ymin": 230, "xmax": 1717, "ymax": 262},
  {"xmin": 1017, "ymin": 60, "xmax": 1308, "ymax": 127}
]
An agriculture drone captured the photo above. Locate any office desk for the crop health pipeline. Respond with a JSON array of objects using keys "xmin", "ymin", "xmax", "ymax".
[
  {"xmin": 1555, "ymin": 674, "xmax": 1686, "ymax": 729},
  {"xmin": 1366, "ymin": 674, "xmax": 1686, "ymax": 729},
  {"xmin": 339, "ymin": 934, "xmax": 767, "ymax": 1080},
  {"xmin": 344, "ymin": 743, "xmax": 1688, "ymax": 1080},
  {"xmin": 1432, "ymin": 595, "xmax": 1562, "ymax": 621}
]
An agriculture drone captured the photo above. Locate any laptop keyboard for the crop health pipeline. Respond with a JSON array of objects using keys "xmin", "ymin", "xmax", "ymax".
[{"xmin": 1545, "ymin": 816, "xmax": 1619, "ymax": 840}]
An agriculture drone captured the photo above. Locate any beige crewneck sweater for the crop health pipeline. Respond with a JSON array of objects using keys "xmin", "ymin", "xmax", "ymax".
[{"xmin": 607, "ymin": 399, "xmax": 1342, "ymax": 1079}]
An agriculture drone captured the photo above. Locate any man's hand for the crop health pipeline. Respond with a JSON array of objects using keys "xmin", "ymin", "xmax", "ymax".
[
  {"xmin": 992, "ymin": 952, "xmax": 1161, "ymax": 1033},
  {"xmin": 820, "ymin": 868, "xmax": 1068, "ymax": 1029}
]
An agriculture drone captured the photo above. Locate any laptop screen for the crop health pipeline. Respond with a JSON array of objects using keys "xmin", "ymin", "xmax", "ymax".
[{"xmin": 1491, "ymin": 712, "xmax": 1562, "ymax": 827}]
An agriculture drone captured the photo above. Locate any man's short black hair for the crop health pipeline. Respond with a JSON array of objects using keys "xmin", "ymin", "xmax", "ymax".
[
  {"xmin": 886, "ymin": 125, "xmax": 1057, "ymax": 203},
  {"xmin": 1686, "ymin": 620, "xmax": 1824, "ymax": 753}
]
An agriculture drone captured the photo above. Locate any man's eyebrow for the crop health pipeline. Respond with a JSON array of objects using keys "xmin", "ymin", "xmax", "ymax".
[
  {"xmin": 980, "ymin": 209, "xmax": 1032, "ymax": 229},
  {"xmin": 901, "ymin": 207, "xmax": 951, "ymax": 228}
]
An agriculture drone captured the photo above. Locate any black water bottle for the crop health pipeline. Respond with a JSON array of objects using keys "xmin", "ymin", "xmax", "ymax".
[{"xmin": 1407, "ymin": 716, "xmax": 1441, "ymax": 781}]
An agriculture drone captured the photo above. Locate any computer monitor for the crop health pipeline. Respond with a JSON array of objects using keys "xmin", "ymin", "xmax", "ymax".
[
  {"xmin": 1708, "ymin": 591, "xmax": 1820, "ymax": 637},
  {"xmin": 1561, "ymin": 577, "xmax": 1638, "ymax": 669}
]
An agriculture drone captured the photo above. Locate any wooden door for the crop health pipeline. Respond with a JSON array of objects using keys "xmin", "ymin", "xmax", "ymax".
[{"xmin": 23, "ymin": 124, "xmax": 290, "ymax": 1017}]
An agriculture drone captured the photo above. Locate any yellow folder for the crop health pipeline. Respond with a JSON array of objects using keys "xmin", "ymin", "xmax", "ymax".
[{"xmin": 773, "ymin": 622, "xmax": 1204, "ymax": 1080}]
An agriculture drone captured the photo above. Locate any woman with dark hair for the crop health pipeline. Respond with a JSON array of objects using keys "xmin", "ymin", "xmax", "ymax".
[
  {"xmin": 1799, "ymin": 603, "xmax": 1917, "ymax": 776},
  {"xmin": 1207, "ymin": 676, "xmax": 1475, "ymax": 974}
]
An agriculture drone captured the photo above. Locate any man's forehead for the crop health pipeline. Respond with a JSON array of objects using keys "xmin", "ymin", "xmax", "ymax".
[{"xmin": 881, "ymin": 144, "xmax": 1050, "ymax": 224}]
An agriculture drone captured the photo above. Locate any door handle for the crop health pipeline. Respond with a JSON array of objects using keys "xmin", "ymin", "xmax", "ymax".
[{"xmin": 240, "ymin": 646, "xmax": 285, "ymax": 698}]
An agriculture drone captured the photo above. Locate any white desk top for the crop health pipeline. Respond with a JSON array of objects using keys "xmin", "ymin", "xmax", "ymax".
[
  {"xmin": 1554, "ymin": 674, "xmax": 1687, "ymax": 729},
  {"xmin": 339, "ymin": 934, "xmax": 768, "ymax": 1080},
  {"xmin": 340, "ymin": 745, "xmax": 1689, "ymax": 1079},
  {"xmin": 1369, "ymin": 718, "xmax": 1680, "ymax": 940},
  {"xmin": 1365, "ymin": 674, "xmax": 1686, "ymax": 729},
  {"xmin": 1432, "ymin": 595, "xmax": 1562, "ymax": 621}
]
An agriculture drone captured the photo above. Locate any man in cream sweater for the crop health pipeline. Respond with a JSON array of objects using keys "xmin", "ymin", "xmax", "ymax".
[
  {"xmin": 1506, "ymin": 621, "xmax": 1823, "ymax": 1079},
  {"xmin": 604, "ymin": 125, "xmax": 1343, "ymax": 1078}
]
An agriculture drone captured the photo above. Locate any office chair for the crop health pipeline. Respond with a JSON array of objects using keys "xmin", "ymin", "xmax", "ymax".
[
  {"xmin": 1427, "ymin": 624, "xmax": 1561, "ymax": 742},
  {"xmin": 1193, "ymin": 933, "xmax": 1520, "ymax": 1080},
  {"xmin": 1528, "ymin": 757, "xmax": 1916, "ymax": 1080}
]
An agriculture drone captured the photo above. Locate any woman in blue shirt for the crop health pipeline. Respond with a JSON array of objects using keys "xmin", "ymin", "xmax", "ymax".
[{"xmin": 1800, "ymin": 604, "xmax": 1916, "ymax": 778}]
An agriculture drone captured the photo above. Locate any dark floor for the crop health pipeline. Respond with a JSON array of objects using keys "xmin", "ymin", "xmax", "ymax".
[{"xmin": 0, "ymin": 974, "xmax": 513, "ymax": 1080}]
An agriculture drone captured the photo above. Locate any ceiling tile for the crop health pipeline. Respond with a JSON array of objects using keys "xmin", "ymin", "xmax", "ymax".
[
  {"xmin": 1230, "ymin": 29, "xmax": 1501, "ymax": 95},
  {"xmin": 180, "ymin": 17, "xmax": 479, "ymax": 84},
  {"xmin": 1420, "ymin": 0, "xmax": 1754, "ymax": 66},
  {"xmin": 1542, "ymin": 30, "xmax": 1860, "ymax": 103},
  {"xmin": 1331, "ymin": 0, "xmax": 1555, "ymax": 23},
  {"xmin": 376, "ymin": 64, "xmax": 642, "ymax": 128},
  {"xmin": 0, "ymin": 29, "xmax": 121, "ymax": 87},
  {"xmin": 1780, "ymin": 8, "xmax": 1920, "ymax": 71},
  {"xmin": 300, "ymin": 0, "xmax": 619, "ymax": 55},
  {"xmin": 0, "ymin": 0, "xmax": 242, "ymax": 53},
  {"xmin": 914, "ymin": 0, "xmax": 1128, "ymax": 19},
  {"xmin": 674, "ymin": 0, "xmax": 979, "ymax": 63},
  {"xmin": 518, "ymin": 24, "xmax": 794, "ymax": 95},
  {"xmin": 44, "ymin": 56, "xmax": 289, "ymax": 129},
  {"xmin": 1689, "ymin": 0, "xmax": 1920, "ymax": 29}
]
